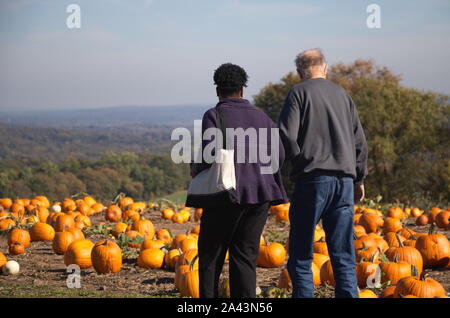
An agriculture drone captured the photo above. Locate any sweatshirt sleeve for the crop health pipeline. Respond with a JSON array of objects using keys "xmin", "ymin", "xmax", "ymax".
[
  {"xmin": 190, "ymin": 109, "xmax": 217, "ymax": 177},
  {"xmin": 278, "ymin": 88, "xmax": 301, "ymax": 159},
  {"xmin": 349, "ymin": 96, "xmax": 368, "ymax": 184}
]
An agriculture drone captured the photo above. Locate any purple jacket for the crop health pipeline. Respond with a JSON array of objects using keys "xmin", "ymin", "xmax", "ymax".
[{"xmin": 191, "ymin": 98, "xmax": 288, "ymax": 206}]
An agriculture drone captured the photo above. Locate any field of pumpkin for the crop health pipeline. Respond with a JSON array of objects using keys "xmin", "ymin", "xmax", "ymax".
[{"xmin": 0, "ymin": 195, "xmax": 449, "ymax": 298}]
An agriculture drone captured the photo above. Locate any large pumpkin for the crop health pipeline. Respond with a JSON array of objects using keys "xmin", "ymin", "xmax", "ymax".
[
  {"xmin": 30, "ymin": 222, "xmax": 55, "ymax": 241},
  {"xmin": 257, "ymin": 242, "xmax": 286, "ymax": 268},
  {"xmin": 8, "ymin": 228, "xmax": 31, "ymax": 248},
  {"xmin": 415, "ymin": 233, "xmax": 450, "ymax": 268},
  {"xmin": 385, "ymin": 237, "xmax": 423, "ymax": 276},
  {"xmin": 54, "ymin": 214, "xmax": 75, "ymax": 232},
  {"xmin": 131, "ymin": 219, "xmax": 155, "ymax": 239},
  {"xmin": 179, "ymin": 237, "xmax": 198, "ymax": 253},
  {"xmin": 435, "ymin": 210, "xmax": 450, "ymax": 229},
  {"xmin": 52, "ymin": 231, "xmax": 75, "ymax": 255},
  {"xmin": 64, "ymin": 239, "xmax": 95, "ymax": 269},
  {"xmin": 91, "ymin": 240, "xmax": 122, "ymax": 274},
  {"xmin": 358, "ymin": 213, "xmax": 384, "ymax": 233},
  {"xmin": 394, "ymin": 276, "xmax": 446, "ymax": 298},
  {"xmin": 105, "ymin": 205, "xmax": 122, "ymax": 222},
  {"xmin": 382, "ymin": 217, "xmax": 403, "ymax": 235},
  {"xmin": 137, "ymin": 248, "xmax": 165, "ymax": 269},
  {"xmin": 379, "ymin": 259, "xmax": 412, "ymax": 285}
]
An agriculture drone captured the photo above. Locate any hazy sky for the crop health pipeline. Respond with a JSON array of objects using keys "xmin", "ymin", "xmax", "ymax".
[{"xmin": 0, "ymin": 0, "xmax": 449, "ymax": 111}]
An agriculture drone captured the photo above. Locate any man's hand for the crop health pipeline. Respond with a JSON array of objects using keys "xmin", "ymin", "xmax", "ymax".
[{"xmin": 354, "ymin": 184, "xmax": 365, "ymax": 204}]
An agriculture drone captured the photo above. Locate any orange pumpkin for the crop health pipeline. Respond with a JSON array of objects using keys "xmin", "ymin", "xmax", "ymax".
[
  {"xmin": 9, "ymin": 242, "xmax": 25, "ymax": 255},
  {"xmin": 54, "ymin": 214, "xmax": 75, "ymax": 232},
  {"xmin": 64, "ymin": 239, "xmax": 95, "ymax": 269},
  {"xmin": 52, "ymin": 231, "xmax": 75, "ymax": 255},
  {"xmin": 156, "ymin": 229, "xmax": 173, "ymax": 243},
  {"xmin": 8, "ymin": 228, "xmax": 31, "ymax": 248},
  {"xmin": 30, "ymin": 222, "xmax": 55, "ymax": 241},
  {"xmin": 111, "ymin": 222, "xmax": 128, "ymax": 238},
  {"xmin": 320, "ymin": 260, "xmax": 335, "ymax": 286},
  {"xmin": 415, "ymin": 233, "xmax": 450, "ymax": 268},
  {"xmin": 91, "ymin": 240, "xmax": 122, "ymax": 274},
  {"xmin": 105, "ymin": 205, "xmax": 122, "ymax": 222},
  {"xmin": 394, "ymin": 276, "xmax": 446, "ymax": 298},
  {"xmin": 131, "ymin": 219, "xmax": 155, "ymax": 239},
  {"xmin": 358, "ymin": 213, "xmax": 384, "ymax": 233},
  {"xmin": 137, "ymin": 248, "xmax": 165, "ymax": 269},
  {"xmin": 257, "ymin": 242, "xmax": 286, "ymax": 268},
  {"xmin": 435, "ymin": 210, "xmax": 450, "ymax": 229},
  {"xmin": 383, "ymin": 217, "xmax": 403, "ymax": 235}
]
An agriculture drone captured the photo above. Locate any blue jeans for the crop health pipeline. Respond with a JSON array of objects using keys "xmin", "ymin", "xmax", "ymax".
[{"xmin": 287, "ymin": 173, "xmax": 358, "ymax": 298}]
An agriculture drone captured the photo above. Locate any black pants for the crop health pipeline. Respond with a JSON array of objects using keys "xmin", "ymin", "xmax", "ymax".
[{"xmin": 198, "ymin": 202, "xmax": 269, "ymax": 298}]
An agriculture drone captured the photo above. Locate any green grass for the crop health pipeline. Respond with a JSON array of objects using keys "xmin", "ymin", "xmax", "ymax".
[{"xmin": 160, "ymin": 190, "xmax": 187, "ymax": 205}]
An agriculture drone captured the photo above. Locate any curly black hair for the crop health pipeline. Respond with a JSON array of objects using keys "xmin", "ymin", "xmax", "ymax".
[{"xmin": 213, "ymin": 63, "xmax": 248, "ymax": 97}]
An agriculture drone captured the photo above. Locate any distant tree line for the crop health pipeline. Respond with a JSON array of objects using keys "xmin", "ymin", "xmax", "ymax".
[
  {"xmin": 0, "ymin": 152, "xmax": 190, "ymax": 202},
  {"xmin": 0, "ymin": 125, "xmax": 174, "ymax": 162}
]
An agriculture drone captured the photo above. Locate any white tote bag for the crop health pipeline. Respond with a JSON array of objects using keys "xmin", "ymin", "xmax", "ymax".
[{"xmin": 186, "ymin": 108, "xmax": 237, "ymax": 208}]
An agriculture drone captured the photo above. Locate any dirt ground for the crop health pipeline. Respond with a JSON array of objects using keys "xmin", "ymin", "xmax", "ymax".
[{"xmin": 0, "ymin": 209, "xmax": 449, "ymax": 298}]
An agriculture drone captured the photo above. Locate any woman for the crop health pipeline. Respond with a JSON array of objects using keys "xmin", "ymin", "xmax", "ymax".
[{"xmin": 190, "ymin": 63, "xmax": 287, "ymax": 298}]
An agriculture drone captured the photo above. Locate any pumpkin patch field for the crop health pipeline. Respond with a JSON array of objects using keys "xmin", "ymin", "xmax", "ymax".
[{"xmin": 0, "ymin": 195, "xmax": 449, "ymax": 298}]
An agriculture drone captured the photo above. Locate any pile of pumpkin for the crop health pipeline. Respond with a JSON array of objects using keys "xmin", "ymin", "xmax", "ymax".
[
  {"xmin": 276, "ymin": 205, "xmax": 450, "ymax": 298},
  {"xmin": 0, "ymin": 194, "xmax": 209, "ymax": 298},
  {"xmin": 1, "ymin": 195, "xmax": 449, "ymax": 299}
]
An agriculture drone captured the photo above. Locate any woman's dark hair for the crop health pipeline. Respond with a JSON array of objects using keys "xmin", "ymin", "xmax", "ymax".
[{"xmin": 213, "ymin": 63, "xmax": 248, "ymax": 97}]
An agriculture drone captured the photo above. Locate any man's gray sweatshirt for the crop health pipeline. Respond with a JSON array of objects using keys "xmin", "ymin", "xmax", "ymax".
[{"xmin": 278, "ymin": 78, "xmax": 368, "ymax": 184}]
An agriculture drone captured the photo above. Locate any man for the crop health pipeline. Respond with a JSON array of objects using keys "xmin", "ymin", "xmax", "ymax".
[{"xmin": 279, "ymin": 49, "xmax": 368, "ymax": 298}]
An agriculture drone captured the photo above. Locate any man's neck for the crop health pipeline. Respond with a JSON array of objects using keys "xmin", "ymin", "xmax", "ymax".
[{"xmin": 309, "ymin": 74, "xmax": 326, "ymax": 79}]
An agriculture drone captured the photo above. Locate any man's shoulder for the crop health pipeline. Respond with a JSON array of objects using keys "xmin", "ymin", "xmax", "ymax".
[{"xmin": 291, "ymin": 79, "xmax": 348, "ymax": 95}]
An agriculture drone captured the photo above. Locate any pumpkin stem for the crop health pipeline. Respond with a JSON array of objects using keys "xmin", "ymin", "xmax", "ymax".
[
  {"xmin": 411, "ymin": 265, "xmax": 418, "ymax": 277},
  {"xmin": 428, "ymin": 223, "xmax": 435, "ymax": 235},
  {"xmin": 353, "ymin": 230, "xmax": 358, "ymax": 240},
  {"xmin": 371, "ymin": 248, "xmax": 380, "ymax": 263},
  {"xmin": 395, "ymin": 233, "xmax": 404, "ymax": 248},
  {"xmin": 190, "ymin": 254, "xmax": 199, "ymax": 271},
  {"xmin": 379, "ymin": 253, "xmax": 390, "ymax": 264}
]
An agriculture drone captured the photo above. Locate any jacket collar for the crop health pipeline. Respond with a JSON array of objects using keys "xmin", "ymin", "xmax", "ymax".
[{"xmin": 216, "ymin": 98, "xmax": 251, "ymax": 108}]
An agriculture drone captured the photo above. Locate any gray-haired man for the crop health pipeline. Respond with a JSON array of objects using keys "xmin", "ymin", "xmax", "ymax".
[{"xmin": 279, "ymin": 49, "xmax": 368, "ymax": 298}]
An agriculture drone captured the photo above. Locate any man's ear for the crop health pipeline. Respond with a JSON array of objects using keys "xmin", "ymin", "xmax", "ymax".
[
  {"xmin": 216, "ymin": 87, "xmax": 220, "ymax": 98},
  {"xmin": 324, "ymin": 64, "xmax": 328, "ymax": 77},
  {"xmin": 239, "ymin": 87, "xmax": 244, "ymax": 98}
]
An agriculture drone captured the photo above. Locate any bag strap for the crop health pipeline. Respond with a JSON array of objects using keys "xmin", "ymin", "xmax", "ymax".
[{"xmin": 215, "ymin": 106, "xmax": 228, "ymax": 150}]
